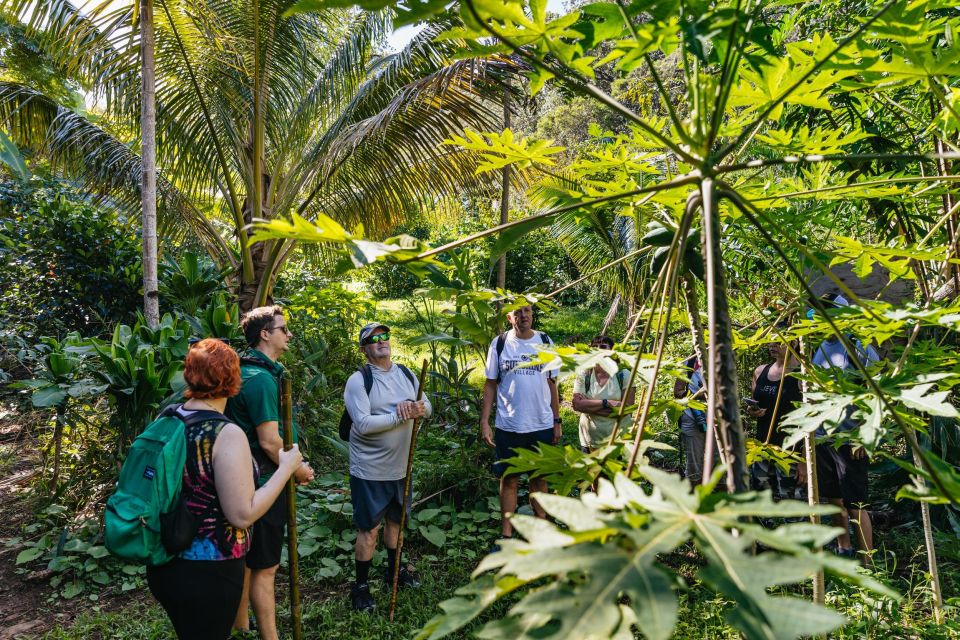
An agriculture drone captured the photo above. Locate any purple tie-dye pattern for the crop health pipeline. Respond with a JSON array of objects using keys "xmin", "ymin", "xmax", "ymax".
[{"xmin": 178, "ymin": 419, "xmax": 257, "ymax": 561}]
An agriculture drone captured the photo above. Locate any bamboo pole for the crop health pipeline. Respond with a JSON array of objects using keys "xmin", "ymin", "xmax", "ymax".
[
  {"xmin": 389, "ymin": 359, "xmax": 430, "ymax": 622},
  {"xmin": 280, "ymin": 377, "xmax": 302, "ymax": 640}
]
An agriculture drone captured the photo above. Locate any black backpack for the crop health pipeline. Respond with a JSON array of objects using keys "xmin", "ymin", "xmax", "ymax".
[
  {"xmin": 495, "ymin": 331, "xmax": 550, "ymax": 384},
  {"xmin": 339, "ymin": 364, "xmax": 416, "ymax": 441}
]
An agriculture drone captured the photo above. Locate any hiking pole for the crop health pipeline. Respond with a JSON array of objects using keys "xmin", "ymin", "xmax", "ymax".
[
  {"xmin": 281, "ymin": 377, "xmax": 302, "ymax": 640},
  {"xmin": 389, "ymin": 359, "xmax": 429, "ymax": 622}
]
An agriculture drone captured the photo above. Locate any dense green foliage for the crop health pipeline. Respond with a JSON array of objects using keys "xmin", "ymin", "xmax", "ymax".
[
  {"xmin": 2, "ymin": 0, "xmax": 960, "ymax": 638},
  {"xmin": 0, "ymin": 178, "xmax": 141, "ymax": 340}
]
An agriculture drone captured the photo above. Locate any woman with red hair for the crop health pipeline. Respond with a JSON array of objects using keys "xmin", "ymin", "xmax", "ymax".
[{"xmin": 146, "ymin": 339, "xmax": 302, "ymax": 640}]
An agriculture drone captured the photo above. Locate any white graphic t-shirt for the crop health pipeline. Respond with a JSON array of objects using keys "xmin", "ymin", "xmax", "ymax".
[{"xmin": 484, "ymin": 330, "xmax": 556, "ymax": 433}]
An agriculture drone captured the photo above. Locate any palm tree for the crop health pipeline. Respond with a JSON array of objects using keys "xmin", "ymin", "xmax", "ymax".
[{"xmin": 0, "ymin": 0, "xmax": 508, "ymax": 308}]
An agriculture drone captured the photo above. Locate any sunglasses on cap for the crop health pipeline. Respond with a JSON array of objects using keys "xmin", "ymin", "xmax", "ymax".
[{"xmin": 361, "ymin": 332, "xmax": 391, "ymax": 345}]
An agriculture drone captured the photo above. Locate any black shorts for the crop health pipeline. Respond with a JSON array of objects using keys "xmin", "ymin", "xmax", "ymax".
[
  {"xmin": 147, "ymin": 557, "xmax": 244, "ymax": 640},
  {"xmin": 350, "ymin": 476, "xmax": 411, "ymax": 531},
  {"xmin": 494, "ymin": 428, "xmax": 553, "ymax": 477},
  {"xmin": 816, "ymin": 443, "xmax": 869, "ymax": 510},
  {"xmin": 246, "ymin": 493, "xmax": 287, "ymax": 570}
]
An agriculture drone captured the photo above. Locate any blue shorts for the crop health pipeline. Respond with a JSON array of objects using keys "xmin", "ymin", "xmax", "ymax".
[
  {"xmin": 494, "ymin": 427, "xmax": 553, "ymax": 477},
  {"xmin": 349, "ymin": 476, "xmax": 411, "ymax": 531}
]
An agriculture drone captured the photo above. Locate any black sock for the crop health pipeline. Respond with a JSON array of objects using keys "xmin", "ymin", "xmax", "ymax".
[
  {"xmin": 386, "ymin": 547, "xmax": 398, "ymax": 575},
  {"xmin": 356, "ymin": 559, "xmax": 371, "ymax": 585}
]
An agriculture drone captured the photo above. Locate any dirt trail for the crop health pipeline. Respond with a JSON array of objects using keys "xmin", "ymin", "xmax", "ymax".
[{"xmin": 0, "ymin": 413, "xmax": 50, "ymax": 639}]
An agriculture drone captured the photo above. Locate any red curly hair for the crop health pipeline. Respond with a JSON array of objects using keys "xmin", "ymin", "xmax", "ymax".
[{"xmin": 183, "ymin": 339, "xmax": 241, "ymax": 400}]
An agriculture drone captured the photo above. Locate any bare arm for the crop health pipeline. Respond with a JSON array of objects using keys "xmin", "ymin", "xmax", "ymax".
[
  {"xmin": 572, "ymin": 393, "xmax": 613, "ymax": 415},
  {"xmin": 549, "ymin": 378, "xmax": 561, "ymax": 444},
  {"xmin": 213, "ymin": 424, "xmax": 301, "ymax": 529},
  {"xmin": 256, "ymin": 420, "xmax": 283, "ymax": 465},
  {"xmin": 480, "ymin": 379, "xmax": 497, "ymax": 447}
]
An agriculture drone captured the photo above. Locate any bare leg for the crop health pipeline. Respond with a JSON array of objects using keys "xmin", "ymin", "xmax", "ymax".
[
  {"xmin": 384, "ymin": 518, "xmax": 400, "ymax": 549},
  {"xmin": 500, "ymin": 474, "xmax": 520, "ymax": 536},
  {"xmin": 529, "ymin": 477, "xmax": 548, "ymax": 519},
  {"xmin": 829, "ymin": 498, "xmax": 852, "ymax": 549},
  {"xmin": 232, "ymin": 566, "xmax": 251, "ymax": 631},
  {"xmin": 250, "ymin": 565, "xmax": 279, "ymax": 640},
  {"xmin": 355, "ymin": 524, "xmax": 380, "ymax": 562}
]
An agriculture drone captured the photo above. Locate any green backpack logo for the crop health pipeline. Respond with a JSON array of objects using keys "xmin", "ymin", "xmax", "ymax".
[{"xmin": 105, "ymin": 406, "xmax": 225, "ymax": 565}]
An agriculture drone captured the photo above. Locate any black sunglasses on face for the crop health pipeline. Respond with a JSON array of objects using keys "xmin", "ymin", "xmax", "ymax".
[
  {"xmin": 266, "ymin": 324, "xmax": 292, "ymax": 336},
  {"xmin": 362, "ymin": 332, "xmax": 390, "ymax": 345}
]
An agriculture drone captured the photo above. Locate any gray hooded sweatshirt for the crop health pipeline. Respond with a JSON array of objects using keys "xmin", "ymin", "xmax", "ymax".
[{"xmin": 343, "ymin": 362, "xmax": 432, "ymax": 481}]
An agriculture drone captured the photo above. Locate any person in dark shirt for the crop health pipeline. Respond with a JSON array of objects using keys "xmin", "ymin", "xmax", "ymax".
[{"xmin": 745, "ymin": 338, "xmax": 803, "ymax": 500}]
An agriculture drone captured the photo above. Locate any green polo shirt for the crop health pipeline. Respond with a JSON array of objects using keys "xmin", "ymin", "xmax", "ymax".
[{"xmin": 225, "ymin": 349, "xmax": 297, "ymax": 484}]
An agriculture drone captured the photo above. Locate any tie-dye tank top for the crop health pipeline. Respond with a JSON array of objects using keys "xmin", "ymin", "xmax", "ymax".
[{"xmin": 178, "ymin": 414, "xmax": 257, "ymax": 561}]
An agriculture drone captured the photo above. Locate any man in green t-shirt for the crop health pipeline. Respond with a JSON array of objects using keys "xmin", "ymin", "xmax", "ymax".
[{"xmin": 227, "ymin": 305, "xmax": 314, "ymax": 640}]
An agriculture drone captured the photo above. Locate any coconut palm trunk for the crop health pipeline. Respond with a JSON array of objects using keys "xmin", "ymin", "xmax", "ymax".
[{"xmin": 140, "ymin": 0, "xmax": 159, "ymax": 327}]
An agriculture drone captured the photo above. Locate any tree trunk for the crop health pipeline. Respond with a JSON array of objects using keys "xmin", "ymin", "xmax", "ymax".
[
  {"xmin": 140, "ymin": 0, "xmax": 159, "ymax": 328},
  {"xmin": 496, "ymin": 86, "xmax": 511, "ymax": 290},
  {"xmin": 700, "ymin": 181, "xmax": 749, "ymax": 493},
  {"xmin": 680, "ymin": 274, "xmax": 727, "ymax": 475}
]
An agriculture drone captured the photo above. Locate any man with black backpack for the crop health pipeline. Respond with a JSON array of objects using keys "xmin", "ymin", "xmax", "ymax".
[
  {"xmin": 480, "ymin": 304, "xmax": 561, "ymax": 542},
  {"xmin": 343, "ymin": 321, "xmax": 431, "ymax": 612},
  {"xmin": 227, "ymin": 305, "xmax": 314, "ymax": 640}
]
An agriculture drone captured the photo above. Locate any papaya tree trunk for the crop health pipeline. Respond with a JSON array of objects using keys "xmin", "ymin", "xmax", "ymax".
[
  {"xmin": 680, "ymin": 274, "xmax": 727, "ymax": 474},
  {"xmin": 700, "ymin": 180, "xmax": 748, "ymax": 493},
  {"xmin": 140, "ymin": 0, "xmax": 159, "ymax": 328}
]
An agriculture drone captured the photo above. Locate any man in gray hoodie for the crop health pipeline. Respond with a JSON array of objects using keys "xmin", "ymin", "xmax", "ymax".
[{"xmin": 343, "ymin": 322, "xmax": 432, "ymax": 612}]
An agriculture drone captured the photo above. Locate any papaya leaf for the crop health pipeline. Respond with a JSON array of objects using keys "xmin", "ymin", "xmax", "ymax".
[{"xmin": 418, "ymin": 468, "xmax": 894, "ymax": 640}]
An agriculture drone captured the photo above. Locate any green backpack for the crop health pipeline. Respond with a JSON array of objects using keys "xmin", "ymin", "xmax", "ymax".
[{"xmin": 105, "ymin": 405, "xmax": 225, "ymax": 566}]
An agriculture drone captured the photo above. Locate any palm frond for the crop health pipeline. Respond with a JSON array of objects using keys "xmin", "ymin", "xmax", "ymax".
[{"xmin": 0, "ymin": 81, "xmax": 231, "ymax": 264}]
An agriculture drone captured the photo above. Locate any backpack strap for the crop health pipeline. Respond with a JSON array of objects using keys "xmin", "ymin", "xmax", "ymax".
[
  {"xmin": 584, "ymin": 370, "xmax": 591, "ymax": 396},
  {"xmin": 539, "ymin": 331, "xmax": 549, "ymax": 343},
  {"xmin": 361, "ymin": 364, "xmax": 374, "ymax": 395},
  {"xmin": 495, "ymin": 333, "xmax": 507, "ymax": 384},
  {"xmin": 616, "ymin": 369, "xmax": 628, "ymax": 391},
  {"xmin": 173, "ymin": 406, "xmax": 231, "ymax": 429},
  {"xmin": 397, "ymin": 364, "xmax": 417, "ymax": 393}
]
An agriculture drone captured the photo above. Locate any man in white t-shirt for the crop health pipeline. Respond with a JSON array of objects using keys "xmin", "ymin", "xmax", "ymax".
[{"xmin": 480, "ymin": 305, "xmax": 561, "ymax": 539}]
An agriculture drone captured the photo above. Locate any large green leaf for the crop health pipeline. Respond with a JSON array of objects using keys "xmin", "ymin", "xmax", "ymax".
[{"xmin": 417, "ymin": 468, "xmax": 892, "ymax": 640}]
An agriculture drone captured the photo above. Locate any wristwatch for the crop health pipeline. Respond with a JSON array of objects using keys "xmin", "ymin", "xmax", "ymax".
[
  {"xmin": 602, "ymin": 399, "xmax": 610, "ymax": 410},
  {"xmin": 553, "ymin": 416, "xmax": 562, "ymax": 425}
]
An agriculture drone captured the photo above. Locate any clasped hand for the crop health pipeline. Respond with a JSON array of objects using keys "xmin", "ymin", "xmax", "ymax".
[{"xmin": 397, "ymin": 399, "xmax": 426, "ymax": 421}]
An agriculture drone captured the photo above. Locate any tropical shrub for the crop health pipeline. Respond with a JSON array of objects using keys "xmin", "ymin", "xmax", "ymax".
[{"xmin": 0, "ymin": 177, "xmax": 141, "ymax": 339}]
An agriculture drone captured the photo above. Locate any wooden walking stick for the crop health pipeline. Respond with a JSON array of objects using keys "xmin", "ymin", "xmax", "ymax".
[
  {"xmin": 389, "ymin": 359, "xmax": 429, "ymax": 622},
  {"xmin": 281, "ymin": 377, "xmax": 303, "ymax": 640}
]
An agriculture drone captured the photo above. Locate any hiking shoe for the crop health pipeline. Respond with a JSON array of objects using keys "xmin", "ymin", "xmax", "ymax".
[
  {"xmin": 384, "ymin": 565, "xmax": 421, "ymax": 589},
  {"xmin": 351, "ymin": 582, "xmax": 376, "ymax": 612}
]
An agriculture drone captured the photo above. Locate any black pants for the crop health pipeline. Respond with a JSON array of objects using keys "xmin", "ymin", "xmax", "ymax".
[{"xmin": 147, "ymin": 557, "xmax": 244, "ymax": 640}]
